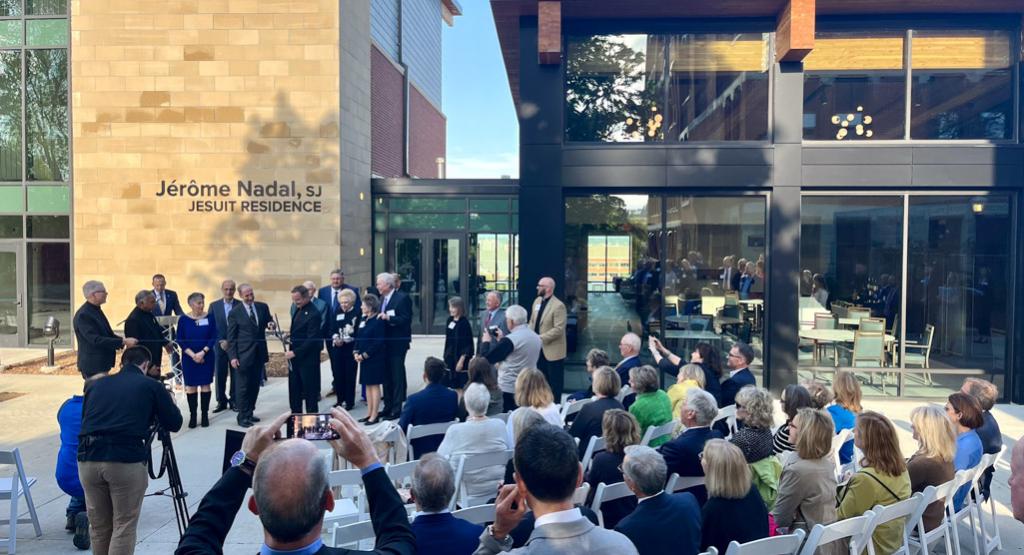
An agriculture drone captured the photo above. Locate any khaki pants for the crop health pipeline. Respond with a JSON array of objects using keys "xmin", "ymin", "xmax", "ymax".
[{"xmin": 79, "ymin": 461, "xmax": 149, "ymax": 555}]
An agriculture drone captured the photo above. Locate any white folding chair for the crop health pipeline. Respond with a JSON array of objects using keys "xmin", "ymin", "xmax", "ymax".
[
  {"xmin": 572, "ymin": 483, "xmax": 591, "ymax": 506},
  {"xmin": 640, "ymin": 420, "xmax": 677, "ymax": 446},
  {"xmin": 699, "ymin": 549, "xmax": 719, "ymax": 555},
  {"xmin": 560, "ymin": 397, "xmax": 594, "ymax": 424},
  {"xmin": 452, "ymin": 503, "xmax": 496, "ymax": 525},
  {"xmin": 907, "ymin": 480, "xmax": 957, "ymax": 555},
  {"xmin": 831, "ymin": 428, "xmax": 854, "ymax": 481},
  {"xmin": 798, "ymin": 512, "xmax": 875, "ymax": 555},
  {"xmin": 492, "ymin": 412, "xmax": 511, "ymax": 423},
  {"xmin": 324, "ymin": 468, "xmax": 363, "ymax": 528},
  {"xmin": 666, "ymin": 472, "xmax": 705, "ymax": 494},
  {"xmin": 405, "ymin": 420, "xmax": 459, "ymax": 461},
  {"xmin": 385, "ymin": 460, "xmax": 418, "ymax": 513},
  {"xmin": 949, "ymin": 466, "xmax": 984, "ymax": 555},
  {"xmin": 713, "ymin": 405, "xmax": 737, "ymax": 437},
  {"xmin": 616, "ymin": 385, "xmax": 633, "ymax": 404},
  {"xmin": 329, "ymin": 519, "xmax": 375, "ymax": 549},
  {"xmin": 580, "ymin": 436, "xmax": 606, "ymax": 475},
  {"xmin": 976, "ymin": 446, "xmax": 1007, "ymax": 554},
  {"xmin": 452, "ymin": 450, "xmax": 514, "ymax": 509},
  {"xmin": 724, "ymin": 529, "xmax": 806, "ymax": 555},
  {"xmin": 0, "ymin": 448, "xmax": 42, "ymax": 553},
  {"xmin": 863, "ymin": 492, "xmax": 926, "ymax": 555},
  {"xmin": 589, "ymin": 482, "xmax": 636, "ymax": 528}
]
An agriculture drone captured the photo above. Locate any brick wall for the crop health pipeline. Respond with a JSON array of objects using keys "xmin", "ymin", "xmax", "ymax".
[
  {"xmin": 71, "ymin": 0, "xmax": 341, "ymax": 324},
  {"xmin": 409, "ymin": 85, "xmax": 445, "ymax": 178},
  {"xmin": 371, "ymin": 44, "xmax": 404, "ymax": 178}
]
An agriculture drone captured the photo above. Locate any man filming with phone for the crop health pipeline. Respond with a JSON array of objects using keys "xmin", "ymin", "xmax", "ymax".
[
  {"xmin": 78, "ymin": 346, "xmax": 183, "ymax": 555},
  {"xmin": 175, "ymin": 407, "xmax": 414, "ymax": 555}
]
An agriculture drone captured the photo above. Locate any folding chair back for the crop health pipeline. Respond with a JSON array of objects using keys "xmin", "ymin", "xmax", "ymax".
[
  {"xmin": 864, "ymin": 493, "xmax": 926, "ymax": 555},
  {"xmin": 666, "ymin": 472, "xmax": 706, "ymax": 494},
  {"xmin": 405, "ymin": 420, "xmax": 458, "ymax": 460},
  {"xmin": 452, "ymin": 450, "xmax": 514, "ymax": 509},
  {"xmin": 714, "ymin": 405, "xmax": 737, "ymax": 437},
  {"xmin": 831, "ymin": 428, "xmax": 854, "ymax": 479},
  {"xmin": 560, "ymin": 397, "xmax": 594, "ymax": 425},
  {"xmin": 385, "ymin": 460, "xmax": 418, "ymax": 489},
  {"xmin": 572, "ymin": 483, "xmax": 591, "ymax": 506},
  {"xmin": 0, "ymin": 447, "xmax": 42, "ymax": 553},
  {"xmin": 589, "ymin": 481, "xmax": 636, "ymax": 528},
  {"xmin": 452, "ymin": 504, "xmax": 496, "ymax": 525},
  {"xmin": 977, "ymin": 446, "xmax": 1007, "ymax": 554},
  {"xmin": 724, "ymin": 529, "xmax": 806, "ymax": 555},
  {"xmin": 492, "ymin": 412, "xmax": 511, "ymax": 423},
  {"xmin": 329, "ymin": 519, "xmax": 375, "ymax": 549},
  {"xmin": 798, "ymin": 512, "xmax": 875, "ymax": 555},
  {"xmin": 581, "ymin": 436, "xmax": 606, "ymax": 474},
  {"xmin": 641, "ymin": 420, "xmax": 677, "ymax": 446}
]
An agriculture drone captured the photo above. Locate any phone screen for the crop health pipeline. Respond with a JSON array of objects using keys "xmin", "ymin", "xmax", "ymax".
[{"xmin": 284, "ymin": 413, "xmax": 340, "ymax": 441}]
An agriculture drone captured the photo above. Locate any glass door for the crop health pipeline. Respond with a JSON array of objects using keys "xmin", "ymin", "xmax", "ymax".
[
  {"xmin": 392, "ymin": 236, "xmax": 424, "ymax": 333},
  {"xmin": 390, "ymin": 234, "xmax": 465, "ymax": 334},
  {"xmin": 0, "ymin": 245, "xmax": 23, "ymax": 347},
  {"xmin": 429, "ymin": 237, "xmax": 462, "ymax": 334}
]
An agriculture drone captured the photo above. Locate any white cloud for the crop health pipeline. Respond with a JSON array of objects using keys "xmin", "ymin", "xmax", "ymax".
[{"xmin": 445, "ymin": 151, "xmax": 519, "ymax": 179}]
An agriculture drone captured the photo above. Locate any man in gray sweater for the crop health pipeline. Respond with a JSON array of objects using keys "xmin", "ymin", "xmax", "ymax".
[
  {"xmin": 475, "ymin": 424, "xmax": 638, "ymax": 555},
  {"xmin": 479, "ymin": 304, "xmax": 541, "ymax": 412}
]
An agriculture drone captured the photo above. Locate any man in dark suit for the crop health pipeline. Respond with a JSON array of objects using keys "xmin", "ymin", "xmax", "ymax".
[
  {"xmin": 375, "ymin": 272, "xmax": 413, "ymax": 420},
  {"xmin": 617, "ymin": 446, "xmax": 701, "ymax": 555},
  {"xmin": 720, "ymin": 255, "xmax": 741, "ymax": 292},
  {"xmin": 720, "ymin": 341, "xmax": 756, "ymax": 407},
  {"xmin": 73, "ymin": 280, "xmax": 137, "ymax": 378},
  {"xmin": 227, "ymin": 283, "xmax": 272, "ymax": 428},
  {"xmin": 151, "ymin": 274, "xmax": 184, "ymax": 317},
  {"xmin": 207, "ymin": 280, "xmax": 237, "ymax": 413},
  {"xmin": 175, "ymin": 408, "xmax": 415, "ymax": 555},
  {"xmin": 399, "ymin": 357, "xmax": 458, "ymax": 458},
  {"xmin": 287, "ymin": 285, "xmax": 325, "ymax": 414},
  {"xmin": 659, "ymin": 388, "xmax": 722, "ymax": 505},
  {"xmin": 124, "ymin": 290, "xmax": 170, "ymax": 377},
  {"xmin": 613, "ymin": 332, "xmax": 643, "ymax": 386},
  {"xmin": 318, "ymin": 268, "xmax": 360, "ymax": 316},
  {"xmin": 477, "ymin": 291, "xmax": 508, "ymax": 352},
  {"xmin": 409, "ymin": 454, "xmax": 482, "ymax": 555}
]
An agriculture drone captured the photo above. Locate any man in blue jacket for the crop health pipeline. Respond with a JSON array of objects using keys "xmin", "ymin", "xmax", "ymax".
[
  {"xmin": 410, "ymin": 454, "xmax": 483, "ymax": 555},
  {"xmin": 617, "ymin": 446, "xmax": 701, "ymax": 555},
  {"xmin": 399, "ymin": 357, "xmax": 458, "ymax": 458},
  {"xmin": 57, "ymin": 390, "xmax": 89, "ymax": 550},
  {"xmin": 658, "ymin": 388, "xmax": 722, "ymax": 505}
]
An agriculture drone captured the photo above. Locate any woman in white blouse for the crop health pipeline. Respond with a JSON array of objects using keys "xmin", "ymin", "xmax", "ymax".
[{"xmin": 436, "ymin": 383, "xmax": 510, "ymax": 507}]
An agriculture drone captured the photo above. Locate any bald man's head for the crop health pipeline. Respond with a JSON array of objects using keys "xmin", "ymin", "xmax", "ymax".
[
  {"xmin": 536, "ymin": 277, "xmax": 555, "ymax": 298},
  {"xmin": 250, "ymin": 439, "xmax": 330, "ymax": 543}
]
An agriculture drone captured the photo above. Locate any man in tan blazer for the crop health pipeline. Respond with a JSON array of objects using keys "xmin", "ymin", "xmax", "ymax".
[{"xmin": 529, "ymin": 276, "xmax": 567, "ymax": 399}]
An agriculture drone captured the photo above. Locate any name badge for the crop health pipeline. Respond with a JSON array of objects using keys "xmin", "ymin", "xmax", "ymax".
[
  {"xmin": 386, "ymin": 309, "xmax": 396, "ymax": 317},
  {"xmin": 336, "ymin": 314, "xmax": 345, "ymax": 321},
  {"xmin": 448, "ymin": 321, "xmax": 456, "ymax": 330},
  {"xmin": 197, "ymin": 318, "xmax": 209, "ymax": 326},
  {"xmin": 359, "ymin": 321, "xmax": 366, "ymax": 328}
]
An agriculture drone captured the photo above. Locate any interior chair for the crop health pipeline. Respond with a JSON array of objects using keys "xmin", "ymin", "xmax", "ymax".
[{"xmin": 903, "ymin": 324, "xmax": 935, "ymax": 385}]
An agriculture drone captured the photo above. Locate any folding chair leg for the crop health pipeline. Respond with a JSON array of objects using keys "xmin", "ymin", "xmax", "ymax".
[
  {"xmin": 21, "ymin": 480, "xmax": 41, "ymax": 537},
  {"xmin": 7, "ymin": 490, "xmax": 18, "ymax": 554}
]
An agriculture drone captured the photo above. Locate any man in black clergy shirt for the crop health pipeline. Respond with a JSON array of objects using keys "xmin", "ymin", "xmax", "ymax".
[
  {"xmin": 175, "ymin": 408, "xmax": 414, "ymax": 555},
  {"xmin": 73, "ymin": 280, "xmax": 138, "ymax": 378},
  {"xmin": 287, "ymin": 285, "xmax": 324, "ymax": 414},
  {"xmin": 375, "ymin": 272, "xmax": 412, "ymax": 420},
  {"xmin": 227, "ymin": 283, "xmax": 273, "ymax": 428},
  {"xmin": 124, "ymin": 290, "xmax": 172, "ymax": 377},
  {"xmin": 79, "ymin": 346, "xmax": 183, "ymax": 555}
]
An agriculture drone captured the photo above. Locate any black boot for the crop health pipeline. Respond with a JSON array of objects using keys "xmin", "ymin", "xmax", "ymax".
[
  {"xmin": 200, "ymin": 390, "xmax": 211, "ymax": 427},
  {"xmin": 186, "ymin": 392, "xmax": 198, "ymax": 428}
]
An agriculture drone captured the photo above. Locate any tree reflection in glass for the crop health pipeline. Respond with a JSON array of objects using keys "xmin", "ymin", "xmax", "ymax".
[
  {"xmin": 0, "ymin": 50, "xmax": 21, "ymax": 181},
  {"xmin": 26, "ymin": 48, "xmax": 68, "ymax": 182}
]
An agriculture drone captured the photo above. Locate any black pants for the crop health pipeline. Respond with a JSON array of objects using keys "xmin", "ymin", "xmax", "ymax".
[
  {"xmin": 329, "ymin": 344, "xmax": 357, "ymax": 407},
  {"xmin": 236, "ymin": 361, "xmax": 264, "ymax": 420},
  {"xmin": 383, "ymin": 345, "xmax": 409, "ymax": 416},
  {"xmin": 538, "ymin": 353, "xmax": 565, "ymax": 401},
  {"xmin": 502, "ymin": 392, "xmax": 518, "ymax": 413},
  {"xmin": 213, "ymin": 344, "xmax": 232, "ymax": 406},
  {"xmin": 288, "ymin": 355, "xmax": 321, "ymax": 413}
]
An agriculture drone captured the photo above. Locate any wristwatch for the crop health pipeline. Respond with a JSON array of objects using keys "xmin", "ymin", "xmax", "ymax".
[
  {"xmin": 230, "ymin": 450, "xmax": 257, "ymax": 476},
  {"xmin": 486, "ymin": 525, "xmax": 513, "ymax": 550}
]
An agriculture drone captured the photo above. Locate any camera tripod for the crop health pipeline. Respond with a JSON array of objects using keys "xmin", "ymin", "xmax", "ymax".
[{"xmin": 146, "ymin": 424, "xmax": 190, "ymax": 537}]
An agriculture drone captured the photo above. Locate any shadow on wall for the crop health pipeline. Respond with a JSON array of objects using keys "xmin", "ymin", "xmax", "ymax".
[{"xmin": 191, "ymin": 92, "xmax": 340, "ymax": 325}]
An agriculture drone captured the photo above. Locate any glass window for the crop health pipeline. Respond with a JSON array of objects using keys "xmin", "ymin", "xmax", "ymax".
[
  {"xmin": 0, "ymin": 0, "xmax": 21, "ymax": 16},
  {"xmin": 905, "ymin": 195, "xmax": 1010, "ymax": 394},
  {"xmin": 470, "ymin": 198, "xmax": 509, "ymax": 212},
  {"xmin": 0, "ymin": 185, "xmax": 21, "ymax": 211},
  {"xmin": 27, "ymin": 0, "xmax": 68, "ymax": 15},
  {"xmin": 388, "ymin": 213, "xmax": 465, "ymax": 230},
  {"xmin": 0, "ymin": 50, "xmax": 22, "ymax": 181},
  {"xmin": 586, "ymin": 235, "xmax": 631, "ymax": 291},
  {"xmin": 388, "ymin": 197, "xmax": 464, "ymax": 212},
  {"xmin": 469, "ymin": 212, "xmax": 509, "ymax": 232},
  {"xmin": 565, "ymin": 35, "xmax": 668, "ymax": 142},
  {"xmin": 25, "ymin": 49, "xmax": 68, "ymax": 182},
  {"xmin": 0, "ymin": 20, "xmax": 21, "ymax": 47},
  {"xmin": 910, "ymin": 30, "xmax": 1013, "ymax": 140},
  {"xmin": 804, "ymin": 32, "xmax": 906, "ymax": 140},
  {"xmin": 666, "ymin": 33, "xmax": 770, "ymax": 141},
  {"xmin": 26, "ymin": 214, "xmax": 67, "ymax": 237},
  {"xmin": 0, "ymin": 214, "xmax": 21, "ymax": 237},
  {"xmin": 469, "ymin": 233, "xmax": 518, "ymax": 322},
  {"xmin": 799, "ymin": 196, "xmax": 904, "ymax": 388},
  {"xmin": 26, "ymin": 19, "xmax": 67, "ymax": 47},
  {"xmin": 27, "ymin": 241, "xmax": 70, "ymax": 346},
  {"xmin": 26, "ymin": 185, "xmax": 67, "ymax": 212}
]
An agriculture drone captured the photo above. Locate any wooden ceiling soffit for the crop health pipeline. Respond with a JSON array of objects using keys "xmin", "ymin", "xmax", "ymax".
[
  {"xmin": 539, "ymin": 1, "xmax": 561, "ymax": 64},
  {"xmin": 776, "ymin": 0, "xmax": 815, "ymax": 62}
]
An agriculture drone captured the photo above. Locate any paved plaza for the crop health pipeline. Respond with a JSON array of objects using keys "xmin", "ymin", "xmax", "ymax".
[{"xmin": 1, "ymin": 336, "xmax": 1023, "ymax": 553}]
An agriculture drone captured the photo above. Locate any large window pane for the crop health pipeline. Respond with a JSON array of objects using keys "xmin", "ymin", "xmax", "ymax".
[
  {"xmin": 804, "ymin": 33, "xmax": 906, "ymax": 140},
  {"xmin": 389, "ymin": 197, "xmax": 465, "ymax": 212},
  {"xmin": 565, "ymin": 35, "xmax": 667, "ymax": 142},
  {"xmin": 27, "ymin": 241, "xmax": 70, "ymax": 346},
  {"xmin": 26, "ymin": 214, "xmax": 67, "ymax": 238},
  {"xmin": 799, "ymin": 197, "xmax": 904, "ymax": 389},
  {"xmin": 666, "ymin": 34, "xmax": 769, "ymax": 141},
  {"xmin": 468, "ymin": 233, "xmax": 519, "ymax": 330},
  {"xmin": 0, "ymin": 50, "xmax": 21, "ymax": 181},
  {"xmin": 905, "ymin": 196, "xmax": 1010, "ymax": 395},
  {"xmin": 27, "ymin": 0, "xmax": 68, "ymax": 15},
  {"xmin": 26, "ymin": 185, "xmax": 68, "ymax": 212},
  {"xmin": 0, "ymin": 214, "xmax": 21, "ymax": 238},
  {"xmin": 25, "ymin": 48, "xmax": 68, "ymax": 182},
  {"xmin": 565, "ymin": 195, "xmax": 660, "ymax": 390},
  {"xmin": 0, "ymin": 20, "xmax": 22, "ymax": 47},
  {"xmin": 910, "ymin": 30, "xmax": 1013, "ymax": 140},
  {"xmin": 388, "ymin": 213, "xmax": 465, "ymax": 230},
  {"xmin": 0, "ymin": 185, "xmax": 21, "ymax": 211},
  {"xmin": 0, "ymin": 0, "xmax": 21, "ymax": 16},
  {"xmin": 26, "ymin": 19, "xmax": 67, "ymax": 47}
]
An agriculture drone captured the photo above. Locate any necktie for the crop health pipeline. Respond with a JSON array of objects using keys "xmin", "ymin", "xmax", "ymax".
[
  {"xmin": 332, "ymin": 290, "xmax": 339, "ymax": 311},
  {"xmin": 158, "ymin": 293, "xmax": 166, "ymax": 314},
  {"xmin": 248, "ymin": 305, "xmax": 257, "ymax": 326},
  {"xmin": 382, "ymin": 295, "xmax": 389, "ymax": 313},
  {"xmin": 485, "ymin": 312, "xmax": 491, "ymax": 327}
]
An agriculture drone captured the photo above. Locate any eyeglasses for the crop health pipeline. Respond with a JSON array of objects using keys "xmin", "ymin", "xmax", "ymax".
[
  {"xmin": 735, "ymin": 403, "xmax": 744, "ymax": 410},
  {"xmin": 727, "ymin": 352, "xmax": 743, "ymax": 359}
]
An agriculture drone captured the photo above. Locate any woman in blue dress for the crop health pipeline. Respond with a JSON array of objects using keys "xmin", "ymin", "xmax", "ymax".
[
  {"xmin": 354, "ymin": 293, "xmax": 386, "ymax": 425},
  {"xmin": 176, "ymin": 292, "xmax": 218, "ymax": 428}
]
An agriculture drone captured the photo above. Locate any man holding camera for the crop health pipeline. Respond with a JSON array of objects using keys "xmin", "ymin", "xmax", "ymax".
[
  {"xmin": 78, "ymin": 346, "xmax": 183, "ymax": 555},
  {"xmin": 175, "ymin": 408, "xmax": 415, "ymax": 555}
]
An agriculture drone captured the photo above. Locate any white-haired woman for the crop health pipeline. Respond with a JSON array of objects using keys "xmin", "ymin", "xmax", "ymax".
[{"xmin": 437, "ymin": 383, "xmax": 511, "ymax": 506}]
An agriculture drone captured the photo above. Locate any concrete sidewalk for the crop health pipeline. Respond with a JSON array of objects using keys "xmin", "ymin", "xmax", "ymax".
[{"xmin": 1, "ymin": 336, "xmax": 1023, "ymax": 553}]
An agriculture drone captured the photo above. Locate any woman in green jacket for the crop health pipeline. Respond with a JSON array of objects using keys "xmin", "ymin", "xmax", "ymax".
[
  {"xmin": 837, "ymin": 411, "xmax": 911, "ymax": 555},
  {"xmin": 627, "ymin": 364, "xmax": 673, "ymax": 447}
]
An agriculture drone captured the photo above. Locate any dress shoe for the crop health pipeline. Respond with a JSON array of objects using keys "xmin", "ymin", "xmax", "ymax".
[
  {"xmin": 381, "ymin": 413, "xmax": 398, "ymax": 421},
  {"xmin": 343, "ymin": 403, "xmax": 354, "ymax": 411},
  {"xmin": 358, "ymin": 416, "xmax": 370, "ymax": 423},
  {"xmin": 249, "ymin": 415, "xmax": 261, "ymax": 422},
  {"xmin": 73, "ymin": 512, "xmax": 90, "ymax": 550},
  {"xmin": 364, "ymin": 418, "xmax": 380, "ymax": 426},
  {"xmin": 237, "ymin": 418, "xmax": 253, "ymax": 428},
  {"xmin": 212, "ymin": 404, "xmax": 228, "ymax": 414}
]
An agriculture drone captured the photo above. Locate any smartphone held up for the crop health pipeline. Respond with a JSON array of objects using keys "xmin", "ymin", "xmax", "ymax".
[{"xmin": 284, "ymin": 413, "xmax": 340, "ymax": 441}]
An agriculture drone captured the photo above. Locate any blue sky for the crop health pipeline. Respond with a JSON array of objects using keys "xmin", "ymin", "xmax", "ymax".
[{"xmin": 442, "ymin": 2, "xmax": 519, "ymax": 178}]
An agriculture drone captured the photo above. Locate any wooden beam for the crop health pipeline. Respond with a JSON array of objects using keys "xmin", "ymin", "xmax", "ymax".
[
  {"xmin": 538, "ymin": 1, "xmax": 561, "ymax": 65},
  {"xmin": 776, "ymin": 0, "xmax": 815, "ymax": 62}
]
